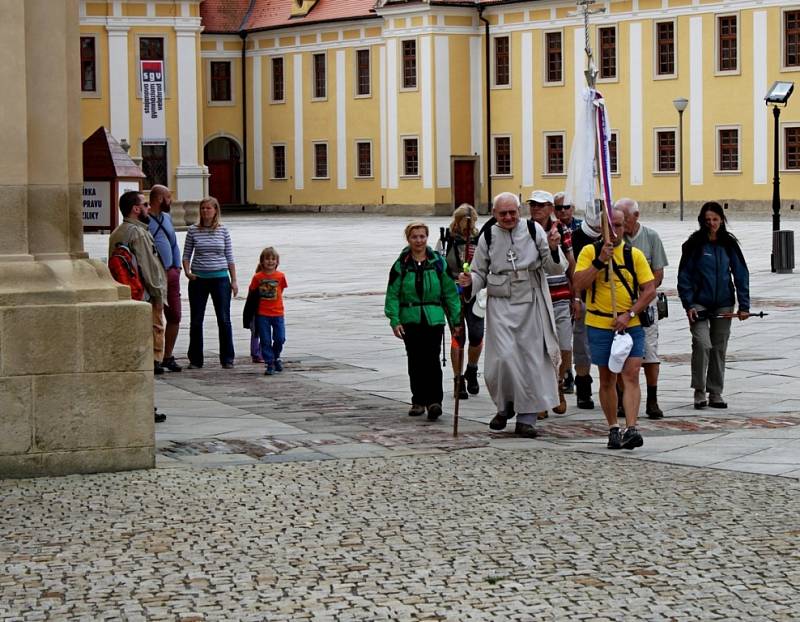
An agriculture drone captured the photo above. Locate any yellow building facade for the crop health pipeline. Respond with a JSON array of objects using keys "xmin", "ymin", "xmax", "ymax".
[{"xmin": 80, "ymin": 0, "xmax": 800, "ymax": 215}]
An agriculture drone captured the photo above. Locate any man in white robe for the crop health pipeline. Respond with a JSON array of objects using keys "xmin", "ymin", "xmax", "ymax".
[{"xmin": 458, "ymin": 192, "xmax": 567, "ymax": 438}]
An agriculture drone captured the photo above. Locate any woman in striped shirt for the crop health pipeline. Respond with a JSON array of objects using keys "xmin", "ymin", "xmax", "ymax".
[{"xmin": 182, "ymin": 197, "xmax": 239, "ymax": 369}]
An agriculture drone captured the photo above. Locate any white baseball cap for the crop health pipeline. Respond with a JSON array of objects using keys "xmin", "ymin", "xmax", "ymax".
[
  {"xmin": 527, "ymin": 190, "xmax": 554, "ymax": 205},
  {"xmin": 608, "ymin": 331, "xmax": 634, "ymax": 374}
]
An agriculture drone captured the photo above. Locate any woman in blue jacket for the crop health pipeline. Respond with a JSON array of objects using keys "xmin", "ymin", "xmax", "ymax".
[{"xmin": 678, "ymin": 202, "xmax": 750, "ymax": 409}]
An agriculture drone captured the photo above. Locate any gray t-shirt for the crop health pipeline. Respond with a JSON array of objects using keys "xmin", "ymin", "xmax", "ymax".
[{"xmin": 626, "ymin": 224, "xmax": 668, "ymax": 271}]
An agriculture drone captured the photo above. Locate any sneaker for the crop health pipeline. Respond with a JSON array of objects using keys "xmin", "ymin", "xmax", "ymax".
[
  {"xmin": 621, "ymin": 426, "xmax": 644, "ymax": 450},
  {"xmin": 154, "ymin": 408, "xmax": 166, "ymax": 423},
  {"xmin": 408, "ymin": 404, "xmax": 426, "ymax": 417},
  {"xmin": 251, "ymin": 356, "xmax": 264, "ymax": 364},
  {"xmin": 708, "ymin": 393, "xmax": 727, "ymax": 409},
  {"xmin": 264, "ymin": 364, "xmax": 275, "ymax": 376},
  {"xmin": 646, "ymin": 399, "xmax": 664, "ymax": 419},
  {"xmin": 607, "ymin": 427, "xmax": 622, "ymax": 450},
  {"xmin": 154, "ymin": 361, "xmax": 164, "ymax": 375},
  {"xmin": 222, "ymin": 362, "xmax": 234, "ymax": 370},
  {"xmin": 464, "ymin": 364, "xmax": 480, "ymax": 395},
  {"xmin": 426, "ymin": 403, "xmax": 443, "ymax": 421},
  {"xmin": 563, "ymin": 370, "xmax": 575, "ymax": 394},
  {"xmin": 694, "ymin": 389, "xmax": 707, "ymax": 409},
  {"xmin": 514, "ymin": 422, "xmax": 538, "ymax": 438},
  {"xmin": 489, "ymin": 413, "xmax": 508, "ymax": 430},
  {"xmin": 162, "ymin": 357, "xmax": 183, "ymax": 372},
  {"xmin": 274, "ymin": 359, "xmax": 283, "ymax": 373},
  {"xmin": 187, "ymin": 362, "xmax": 203, "ymax": 369}
]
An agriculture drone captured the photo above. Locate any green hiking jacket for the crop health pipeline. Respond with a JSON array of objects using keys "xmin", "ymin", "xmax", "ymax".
[{"xmin": 384, "ymin": 247, "xmax": 461, "ymax": 329}]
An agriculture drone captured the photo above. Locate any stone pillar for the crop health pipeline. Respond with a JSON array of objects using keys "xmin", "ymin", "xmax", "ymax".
[{"xmin": 0, "ymin": 0, "xmax": 154, "ymax": 477}]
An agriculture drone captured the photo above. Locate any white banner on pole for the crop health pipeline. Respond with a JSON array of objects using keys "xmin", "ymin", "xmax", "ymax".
[{"xmin": 141, "ymin": 60, "xmax": 165, "ymax": 139}]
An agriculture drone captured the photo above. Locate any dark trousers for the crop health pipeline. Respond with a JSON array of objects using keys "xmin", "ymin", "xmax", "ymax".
[
  {"xmin": 403, "ymin": 322, "xmax": 444, "ymax": 407},
  {"xmin": 187, "ymin": 276, "xmax": 235, "ymax": 366}
]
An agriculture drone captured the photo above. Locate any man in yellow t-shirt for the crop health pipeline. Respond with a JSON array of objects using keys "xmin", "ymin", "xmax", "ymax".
[{"xmin": 573, "ymin": 208, "xmax": 656, "ymax": 451}]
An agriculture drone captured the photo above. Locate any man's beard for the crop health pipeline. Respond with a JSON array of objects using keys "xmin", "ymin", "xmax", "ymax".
[
  {"xmin": 162, "ymin": 202, "xmax": 171, "ymax": 213},
  {"xmin": 137, "ymin": 212, "xmax": 151, "ymax": 224}
]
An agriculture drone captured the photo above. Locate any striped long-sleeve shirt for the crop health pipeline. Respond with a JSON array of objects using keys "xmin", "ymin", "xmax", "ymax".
[{"xmin": 183, "ymin": 224, "xmax": 235, "ymax": 274}]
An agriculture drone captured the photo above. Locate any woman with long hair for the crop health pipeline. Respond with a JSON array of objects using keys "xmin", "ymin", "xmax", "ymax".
[
  {"xmin": 677, "ymin": 202, "xmax": 750, "ymax": 409},
  {"xmin": 182, "ymin": 197, "xmax": 238, "ymax": 369}
]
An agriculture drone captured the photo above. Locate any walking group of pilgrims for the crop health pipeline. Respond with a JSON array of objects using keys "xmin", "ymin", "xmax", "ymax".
[{"xmin": 384, "ymin": 192, "xmax": 751, "ymax": 451}]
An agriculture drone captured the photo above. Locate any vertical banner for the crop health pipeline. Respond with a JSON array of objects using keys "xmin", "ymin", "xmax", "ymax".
[{"xmin": 141, "ymin": 60, "xmax": 165, "ymax": 139}]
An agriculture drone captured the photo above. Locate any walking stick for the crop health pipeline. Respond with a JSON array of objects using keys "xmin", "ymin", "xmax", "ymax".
[
  {"xmin": 439, "ymin": 227, "xmax": 448, "ymax": 368},
  {"xmin": 712, "ymin": 311, "xmax": 768, "ymax": 319},
  {"xmin": 453, "ymin": 215, "xmax": 473, "ymax": 438}
]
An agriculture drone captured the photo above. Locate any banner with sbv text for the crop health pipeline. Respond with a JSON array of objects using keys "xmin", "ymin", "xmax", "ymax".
[{"xmin": 141, "ymin": 60, "xmax": 165, "ymax": 139}]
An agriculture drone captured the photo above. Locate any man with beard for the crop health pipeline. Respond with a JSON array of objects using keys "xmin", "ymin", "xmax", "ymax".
[
  {"xmin": 109, "ymin": 191, "xmax": 168, "ymax": 406},
  {"xmin": 148, "ymin": 185, "xmax": 182, "ymax": 373}
]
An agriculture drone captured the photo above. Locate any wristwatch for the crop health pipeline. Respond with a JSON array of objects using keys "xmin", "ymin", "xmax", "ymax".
[{"xmin": 628, "ymin": 310, "xmax": 636, "ymax": 319}]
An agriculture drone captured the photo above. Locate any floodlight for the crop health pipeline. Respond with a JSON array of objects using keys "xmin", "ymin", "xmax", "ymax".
[{"xmin": 765, "ymin": 81, "xmax": 794, "ymax": 105}]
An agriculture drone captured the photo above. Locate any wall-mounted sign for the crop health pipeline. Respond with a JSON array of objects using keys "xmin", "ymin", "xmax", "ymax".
[
  {"xmin": 141, "ymin": 60, "xmax": 165, "ymax": 139},
  {"xmin": 82, "ymin": 181, "xmax": 111, "ymax": 228}
]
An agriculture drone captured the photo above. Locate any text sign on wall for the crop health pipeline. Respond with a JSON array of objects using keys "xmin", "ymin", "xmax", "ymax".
[
  {"xmin": 141, "ymin": 60, "xmax": 165, "ymax": 139},
  {"xmin": 82, "ymin": 181, "xmax": 111, "ymax": 228}
]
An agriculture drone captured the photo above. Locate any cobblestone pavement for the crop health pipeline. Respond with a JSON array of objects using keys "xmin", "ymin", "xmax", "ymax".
[{"xmin": 3, "ymin": 448, "xmax": 800, "ymax": 621}]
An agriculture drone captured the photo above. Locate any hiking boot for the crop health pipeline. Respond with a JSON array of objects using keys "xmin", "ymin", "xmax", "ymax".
[
  {"xmin": 426, "ymin": 403, "xmax": 443, "ymax": 421},
  {"xmin": 694, "ymin": 389, "xmax": 707, "ymax": 409},
  {"xmin": 607, "ymin": 427, "xmax": 622, "ymax": 450},
  {"xmin": 708, "ymin": 393, "xmax": 727, "ymax": 409},
  {"xmin": 154, "ymin": 408, "xmax": 166, "ymax": 423},
  {"xmin": 621, "ymin": 426, "xmax": 644, "ymax": 450},
  {"xmin": 408, "ymin": 404, "xmax": 426, "ymax": 417},
  {"xmin": 154, "ymin": 361, "xmax": 164, "ymax": 375},
  {"xmin": 264, "ymin": 364, "xmax": 275, "ymax": 376},
  {"xmin": 162, "ymin": 357, "xmax": 182, "ymax": 372},
  {"xmin": 454, "ymin": 376, "xmax": 468, "ymax": 400},
  {"xmin": 464, "ymin": 364, "xmax": 480, "ymax": 395},
  {"xmin": 514, "ymin": 422, "xmax": 538, "ymax": 438},
  {"xmin": 563, "ymin": 370, "xmax": 575, "ymax": 394},
  {"xmin": 274, "ymin": 359, "xmax": 284, "ymax": 373},
  {"xmin": 646, "ymin": 398, "xmax": 664, "ymax": 419},
  {"xmin": 537, "ymin": 411, "xmax": 549, "ymax": 420},
  {"xmin": 575, "ymin": 375, "xmax": 595, "ymax": 409},
  {"xmin": 489, "ymin": 413, "xmax": 509, "ymax": 431},
  {"xmin": 552, "ymin": 383, "xmax": 567, "ymax": 414},
  {"xmin": 222, "ymin": 362, "xmax": 234, "ymax": 370}
]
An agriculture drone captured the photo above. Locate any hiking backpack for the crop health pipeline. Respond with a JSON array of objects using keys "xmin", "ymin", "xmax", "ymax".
[{"xmin": 108, "ymin": 242, "xmax": 145, "ymax": 301}]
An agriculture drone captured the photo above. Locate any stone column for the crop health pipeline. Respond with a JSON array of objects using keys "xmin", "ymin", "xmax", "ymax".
[{"xmin": 0, "ymin": 0, "xmax": 154, "ymax": 477}]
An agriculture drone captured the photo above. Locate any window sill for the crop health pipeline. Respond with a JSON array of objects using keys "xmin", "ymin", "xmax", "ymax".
[
  {"xmin": 491, "ymin": 173, "xmax": 513, "ymax": 178},
  {"xmin": 400, "ymin": 174, "xmax": 421, "ymax": 179},
  {"xmin": 543, "ymin": 81, "xmax": 564, "ymax": 88},
  {"xmin": 713, "ymin": 170, "xmax": 742, "ymax": 175},
  {"xmin": 81, "ymin": 91, "xmax": 102, "ymax": 99},
  {"xmin": 714, "ymin": 69, "xmax": 741, "ymax": 77},
  {"xmin": 653, "ymin": 73, "xmax": 677, "ymax": 81},
  {"xmin": 311, "ymin": 97, "xmax": 328, "ymax": 103},
  {"xmin": 270, "ymin": 177, "xmax": 288, "ymax": 181},
  {"xmin": 354, "ymin": 93, "xmax": 372, "ymax": 99},
  {"xmin": 311, "ymin": 176, "xmax": 330, "ymax": 181},
  {"xmin": 208, "ymin": 100, "xmax": 235, "ymax": 107},
  {"xmin": 542, "ymin": 172, "xmax": 566, "ymax": 178},
  {"xmin": 270, "ymin": 100, "xmax": 286, "ymax": 105},
  {"xmin": 355, "ymin": 175, "xmax": 375, "ymax": 180},
  {"xmin": 491, "ymin": 83, "xmax": 512, "ymax": 90},
  {"xmin": 651, "ymin": 171, "xmax": 679, "ymax": 176}
]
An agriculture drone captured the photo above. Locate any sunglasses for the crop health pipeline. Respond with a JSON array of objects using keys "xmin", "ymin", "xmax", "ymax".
[{"xmin": 554, "ymin": 204, "xmax": 571, "ymax": 211}]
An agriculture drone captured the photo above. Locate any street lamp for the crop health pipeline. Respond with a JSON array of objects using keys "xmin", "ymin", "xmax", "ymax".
[
  {"xmin": 765, "ymin": 81, "xmax": 794, "ymax": 232},
  {"xmin": 672, "ymin": 97, "xmax": 688, "ymax": 222}
]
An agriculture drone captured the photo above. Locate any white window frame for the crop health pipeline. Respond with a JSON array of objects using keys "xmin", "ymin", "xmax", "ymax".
[
  {"xmin": 311, "ymin": 52, "xmax": 327, "ymax": 101},
  {"xmin": 653, "ymin": 19, "xmax": 677, "ymax": 80},
  {"xmin": 714, "ymin": 12, "xmax": 740, "ymax": 76},
  {"xmin": 781, "ymin": 7, "xmax": 800, "ymax": 73},
  {"xmin": 135, "ymin": 34, "xmax": 169, "ymax": 98},
  {"xmin": 355, "ymin": 139, "xmax": 374, "ymax": 178},
  {"xmin": 491, "ymin": 34, "xmax": 512, "ymax": 89},
  {"xmin": 780, "ymin": 122, "xmax": 800, "ymax": 172},
  {"xmin": 401, "ymin": 135, "xmax": 420, "ymax": 178},
  {"xmin": 80, "ymin": 33, "xmax": 101, "ymax": 98},
  {"xmin": 543, "ymin": 131, "xmax": 567, "ymax": 176},
  {"xmin": 652, "ymin": 127, "xmax": 678, "ymax": 175},
  {"xmin": 271, "ymin": 143, "xmax": 288, "ymax": 180},
  {"xmin": 270, "ymin": 56, "xmax": 286, "ymax": 104},
  {"xmin": 596, "ymin": 24, "xmax": 618, "ymax": 83},
  {"xmin": 354, "ymin": 48, "xmax": 372, "ymax": 98},
  {"xmin": 400, "ymin": 38, "xmax": 418, "ymax": 92},
  {"xmin": 715, "ymin": 125, "xmax": 741, "ymax": 174},
  {"xmin": 206, "ymin": 59, "xmax": 235, "ymax": 106},
  {"xmin": 312, "ymin": 141, "xmax": 329, "ymax": 180},
  {"xmin": 542, "ymin": 29, "xmax": 564, "ymax": 87},
  {"xmin": 491, "ymin": 134, "xmax": 513, "ymax": 177},
  {"xmin": 609, "ymin": 130, "xmax": 620, "ymax": 175}
]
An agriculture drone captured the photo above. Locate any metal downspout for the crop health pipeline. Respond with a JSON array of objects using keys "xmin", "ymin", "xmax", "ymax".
[
  {"xmin": 478, "ymin": 6, "xmax": 492, "ymax": 211},
  {"xmin": 240, "ymin": 30, "xmax": 249, "ymax": 205}
]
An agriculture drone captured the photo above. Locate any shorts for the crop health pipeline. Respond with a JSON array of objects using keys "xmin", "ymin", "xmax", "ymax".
[
  {"xmin": 587, "ymin": 325, "xmax": 645, "ymax": 368},
  {"xmin": 572, "ymin": 304, "xmax": 591, "ymax": 367},
  {"xmin": 164, "ymin": 267, "xmax": 182, "ymax": 325},
  {"xmin": 553, "ymin": 301, "xmax": 573, "ymax": 351},
  {"xmin": 643, "ymin": 303, "xmax": 659, "ymax": 364}
]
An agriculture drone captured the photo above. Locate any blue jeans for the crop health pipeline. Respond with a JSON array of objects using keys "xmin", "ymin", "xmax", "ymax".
[
  {"xmin": 256, "ymin": 315, "xmax": 285, "ymax": 364},
  {"xmin": 187, "ymin": 276, "xmax": 235, "ymax": 366}
]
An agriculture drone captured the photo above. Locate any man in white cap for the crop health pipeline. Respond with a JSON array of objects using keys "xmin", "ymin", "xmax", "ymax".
[
  {"xmin": 457, "ymin": 192, "xmax": 566, "ymax": 438},
  {"xmin": 527, "ymin": 190, "xmax": 576, "ymax": 417},
  {"xmin": 573, "ymin": 207, "xmax": 656, "ymax": 450}
]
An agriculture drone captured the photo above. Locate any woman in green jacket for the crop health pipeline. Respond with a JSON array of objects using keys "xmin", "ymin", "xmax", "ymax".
[{"xmin": 385, "ymin": 222, "xmax": 461, "ymax": 421}]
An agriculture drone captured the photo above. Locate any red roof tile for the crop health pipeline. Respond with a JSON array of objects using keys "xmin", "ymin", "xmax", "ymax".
[
  {"xmin": 200, "ymin": 0, "xmax": 254, "ymax": 33},
  {"xmin": 242, "ymin": 0, "xmax": 377, "ymax": 31}
]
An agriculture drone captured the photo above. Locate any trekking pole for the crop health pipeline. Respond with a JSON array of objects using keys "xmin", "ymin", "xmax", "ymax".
[
  {"xmin": 453, "ymin": 215, "xmax": 473, "ymax": 438},
  {"xmin": 440, "ymin": 227, "xmax": 448, "ymax": 368},
  {"xmin": 712, "ymin": 311, "xmax": 768, "ymax": 319}
]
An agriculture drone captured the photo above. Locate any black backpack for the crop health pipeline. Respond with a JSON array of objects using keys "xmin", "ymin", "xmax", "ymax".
[{"xmin": 589, "ymin": 240, "xmax": 640, "ymax": 305}]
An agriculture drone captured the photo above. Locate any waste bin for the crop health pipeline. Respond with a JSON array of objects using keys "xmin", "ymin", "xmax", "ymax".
[{"xmin": 773, "ymin": 230, "xmax": 795, "ymax": 274}]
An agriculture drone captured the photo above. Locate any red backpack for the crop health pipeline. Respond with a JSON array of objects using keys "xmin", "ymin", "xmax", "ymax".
[{"xmin": 108, "ymin": 242, "xmax": 145, "ymax": 301}]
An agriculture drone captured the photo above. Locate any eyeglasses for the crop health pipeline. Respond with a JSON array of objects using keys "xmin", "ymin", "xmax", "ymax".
[{"xmin": 554, "ymin": 204, "xmax": 571, "ymax": 211}]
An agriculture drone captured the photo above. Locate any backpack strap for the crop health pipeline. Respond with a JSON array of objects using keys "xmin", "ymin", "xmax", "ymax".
[{"xmin": 590, "ymin": 241, "xmax": 638, "ymax": 304}]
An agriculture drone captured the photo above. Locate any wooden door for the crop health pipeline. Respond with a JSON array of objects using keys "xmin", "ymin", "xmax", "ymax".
[
  {"xmin": 208, "ymin": 161, "xmax": 235, "ymax": 205},
  {"xmin": 453, "ymin": 159, "xmax": 476, "ymax": 208}
]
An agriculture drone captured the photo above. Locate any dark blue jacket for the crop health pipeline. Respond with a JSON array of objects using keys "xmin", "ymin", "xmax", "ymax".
[{"xmin": 677, "ymin": 238, "xmax": 750, "ymax": 312}]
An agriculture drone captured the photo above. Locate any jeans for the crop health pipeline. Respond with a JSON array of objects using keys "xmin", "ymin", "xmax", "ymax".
[
  {"xmin": 187, "ymin": 276, "xmax": 235, "ymax": 366},
  {"xmin": 256, "ymin": 315, "xmax": 285, "ymax": 364},
  {"xmin": 402, "ymin": 322, "xmax": 444, "ymax": 406}
]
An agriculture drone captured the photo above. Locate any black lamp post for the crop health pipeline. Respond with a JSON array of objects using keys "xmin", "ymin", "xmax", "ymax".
[
  {"xmin": 672, "ymin": 97, "xmax": 688, "ymax": 222},
  {"xmin": 765, "ymin": 81, "xmax": 794, "ymax": 271}
]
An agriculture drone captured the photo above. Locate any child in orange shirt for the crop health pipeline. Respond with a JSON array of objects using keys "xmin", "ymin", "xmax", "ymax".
[{"xmin": 248, "ymin": 247, "xmax": 288, "ymax": 375}]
